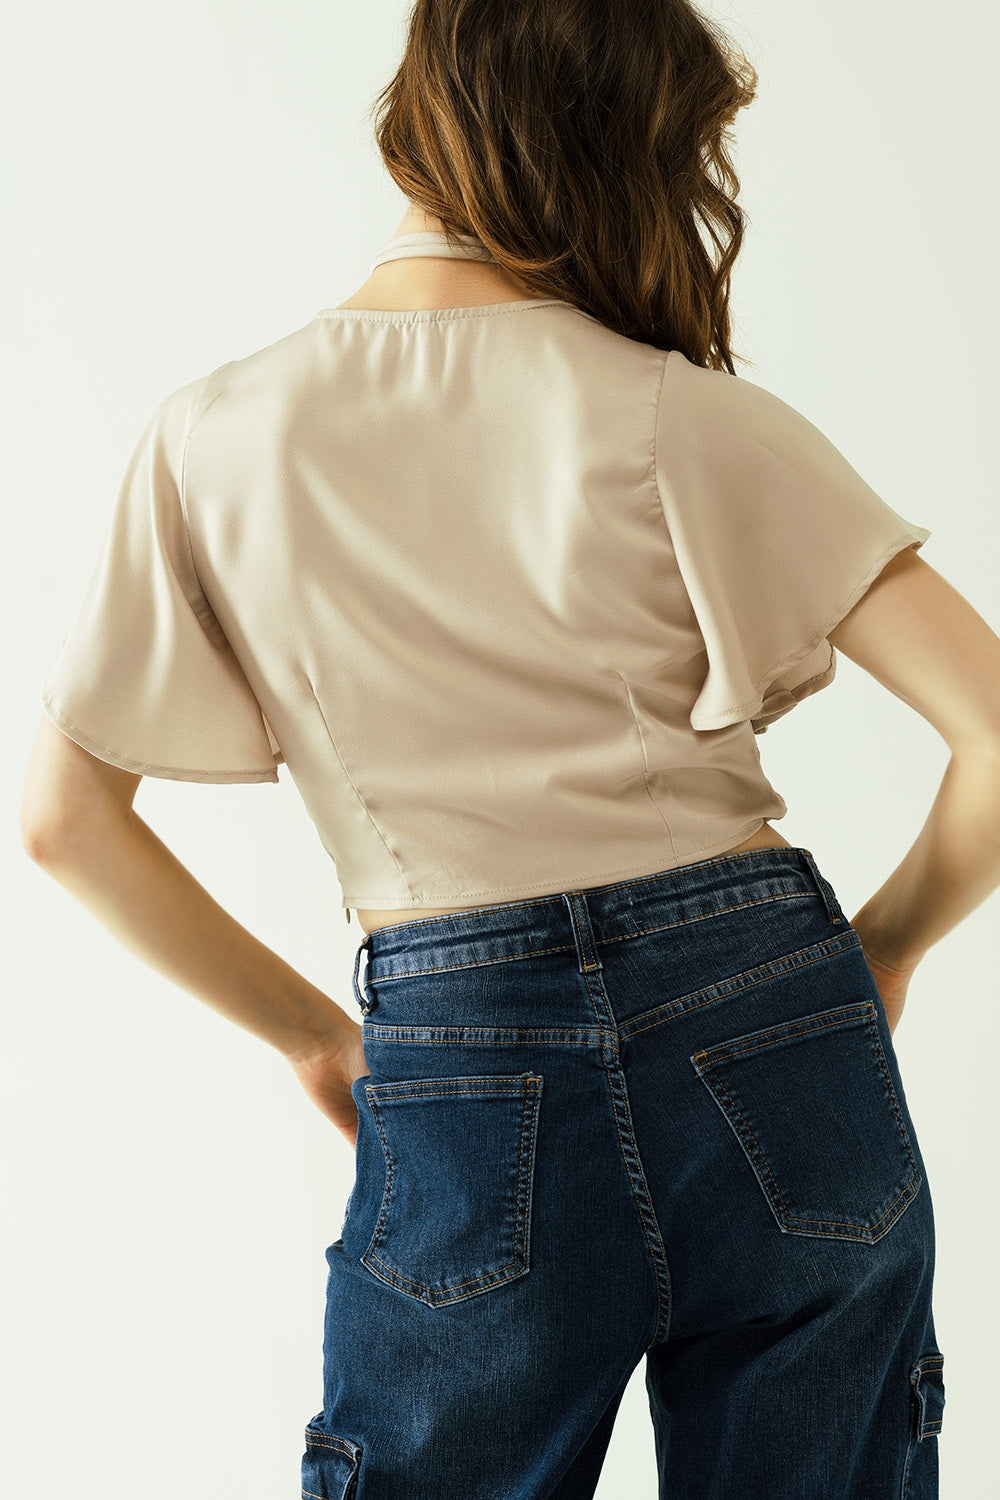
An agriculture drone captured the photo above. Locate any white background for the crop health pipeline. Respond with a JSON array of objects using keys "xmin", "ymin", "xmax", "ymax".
[{"xmin": 4, "ymin": 1, "xmax": 997, "ymax": 1495}]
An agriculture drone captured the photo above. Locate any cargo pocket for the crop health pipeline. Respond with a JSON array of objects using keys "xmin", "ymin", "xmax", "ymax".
[
  {"xmin": 902, "ymin": 1352, "xmax": 945, "ymax": 1497},
  {"xmin": 359, "ymin": 1073, "xmax": 543, "ymax": 1306},
  {"xmin": 301, "ymin": 1425, "xmax": 361, "ymax": 1500},
  {"xmin": 691, "ymin": 999, "xmax": 921, "ymax": 1243},
  {"xmin": 910, "ymin": 1352, "xmax": 945, "ymax": 1438}
]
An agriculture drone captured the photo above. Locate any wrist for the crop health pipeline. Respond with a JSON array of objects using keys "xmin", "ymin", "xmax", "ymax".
[
  {"xmin": 279, "ymin": 1002, "xmax": 360, "ymax": 1068},
  {"xmin": 849, "ymin": 906, "xmax": 925, "ymax": 972}
]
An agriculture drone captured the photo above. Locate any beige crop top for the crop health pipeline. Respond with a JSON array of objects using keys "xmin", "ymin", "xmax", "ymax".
[{"xmin": 40, "ymin": 230, "xmax": 931, "ymax": 913}]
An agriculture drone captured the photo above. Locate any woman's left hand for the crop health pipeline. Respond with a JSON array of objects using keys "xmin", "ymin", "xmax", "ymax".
[
  {"xmin": 849, "ymin": 921, "xmax": 917, "ymax": 1038},
  {"xmin": 285, "ymin": 1020, "xmax": 368, "ymax": 1148}
]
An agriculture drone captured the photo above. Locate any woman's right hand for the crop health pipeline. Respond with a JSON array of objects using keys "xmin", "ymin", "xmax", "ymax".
[
  {"xmin": 285, "ymin": 1019, "xmax": 368, "ymax": 1149},
  {"xmin": 849, "ymin": 921, "xmax": 917, "ymax": 1037}
]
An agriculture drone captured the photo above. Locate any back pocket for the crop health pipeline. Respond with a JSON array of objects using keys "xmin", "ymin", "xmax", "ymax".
[
  {"xmin": 360, "ymin": 1073, "xmax": 543, "ymax": 1306},
  {"xmin": 691, "ymin": 1000, "xmax": 920, "ymax": 1243}
]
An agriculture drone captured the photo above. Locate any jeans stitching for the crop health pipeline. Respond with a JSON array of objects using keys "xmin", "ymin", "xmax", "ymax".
[
  {"xmin": 362, "ymin": 1025, "xmax": 610, "ymax": 1047},
  {"xmin": 366, "ymin": 1093, "xmax": 396, "ymax": 1259},
  {"xmin": 694, "ymin": 1002, "xmax": 876, "ymax": 1063},
  {"xmin": 700, "ymin": 1067, "xmax": 919, "ymax": 1238},
  {"xmin": 576, "ymin": 954, "xmax": 672, "ymax": 1347},
  {"xmin": 364, "ymin": 892, "xmax": 827, "ymax": 985},
  {"xmin": 304, "ymin": 1430, "xmax": 358, "ymax": 1458},
  {"xmin": 901, "ymin": 1355, "xmax": 945, "ymax": 1494},
  {"xmin": 864, "ymin": 1004, "xmax": 921, "ymax": 1178},
  {"xmin": 365, "ymin": 1078, "xmax": 542, "ymax": 1100},
  {"xmin": 693, "ymin": 1004, "xmax": 922, "ymax": 1240},
  {"xmin": 621, "ymin": 930, "xmax": 862, "ymax": 1041},
  {"xmin": 361, "ymin": 1082, "xmax": 542, "ymax": 1301},
  {"xmin": 600, "ymin": 1043, "xmax": 671, "ymax": 1344}
]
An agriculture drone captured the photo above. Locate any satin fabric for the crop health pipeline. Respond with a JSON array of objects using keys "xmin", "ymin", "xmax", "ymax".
[{"xmin": 41, "ymin": 230, "xmax": 930, "ymax": 911}]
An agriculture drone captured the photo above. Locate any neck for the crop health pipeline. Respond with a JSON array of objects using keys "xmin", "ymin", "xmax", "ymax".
[{"xmin": 345, "ymin": 206, "xmax": 545, "ymax": 307}]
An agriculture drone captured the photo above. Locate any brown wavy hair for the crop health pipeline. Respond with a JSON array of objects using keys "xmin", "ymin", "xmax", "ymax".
[{"xmin": 366, "ymin": 0, "xmax": 759, "ymax": 372}]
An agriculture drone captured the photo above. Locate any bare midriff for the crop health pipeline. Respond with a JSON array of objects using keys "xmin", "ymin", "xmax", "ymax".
[{"xmin": 352, "ymin": 822, "xmax": 795, "ymax": 937}]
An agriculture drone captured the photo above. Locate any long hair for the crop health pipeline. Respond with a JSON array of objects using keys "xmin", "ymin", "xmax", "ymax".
[{"xmin": 366, "ymin": 0, "xmax": 759, "ymax": 373}]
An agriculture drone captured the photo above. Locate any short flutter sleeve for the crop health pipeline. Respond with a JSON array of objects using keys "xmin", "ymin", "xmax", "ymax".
[
  {"xmin": 654, "ymin": 350, "xmax": 932, "ymax": 735},
  {"xmin": 41, "ymin": 377, "xmax": 282, "ymax": 782}
]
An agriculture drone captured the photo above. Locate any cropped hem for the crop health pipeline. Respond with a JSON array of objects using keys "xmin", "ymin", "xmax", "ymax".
[{"xmin": 340, "ymin": 818, "xmax": 771, "ymax": 909}]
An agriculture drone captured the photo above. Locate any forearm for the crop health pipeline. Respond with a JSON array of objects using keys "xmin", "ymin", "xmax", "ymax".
[
  {"xmin": 31, "ymin": 807, "xmax": 356, "ymax": 1061},
  {"xmin": 851, "ymin": 744, "xmax": 1000, "ymax": 968}
]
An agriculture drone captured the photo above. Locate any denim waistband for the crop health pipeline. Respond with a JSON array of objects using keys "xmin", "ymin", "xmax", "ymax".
[{"xmin": 351, "ymin": 847, "xmax": 845, "ymax": 1015}]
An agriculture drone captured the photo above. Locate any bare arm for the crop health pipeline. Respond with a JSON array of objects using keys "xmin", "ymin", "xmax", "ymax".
[
  {"xmin": 851, "ymin": 748, "xmax": 1000, "ymax": 970},
  {"xmin": 20, "ymin": 713, "xmax": 361, "ymax": 1068},
  {"xmin": 828, "ymin": 547, "xmax": 1000, "ymax": 970}
]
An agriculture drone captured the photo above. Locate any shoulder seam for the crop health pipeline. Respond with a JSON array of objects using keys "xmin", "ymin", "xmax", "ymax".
[
  {"xmin": 179, "ymin": 365, "xmax": 234, "ymax": 532},
  {"xmin": 651, "ymin": 348, "xmax": 677, "ymax": 532},
  {"xmin": 176, "ymin": 372, "xmax": 228, "ymax": 637}
]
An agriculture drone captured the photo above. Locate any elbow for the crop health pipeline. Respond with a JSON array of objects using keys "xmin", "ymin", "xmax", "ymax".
[
  {"xmin": 20, "ymin": 767, "xmax": 88, "ymax": 868},
  {"xmin": 20, "ymin": 774, "xmax": 60, "ymax": 864},
  {"xmin": 22, "ymin": 711, "xmax": 140, "ymax": 866},
  {"xmin": 20, "ymin": 802, "xmax": 72, "ymax": 867},
  {"xmin": 20, "ymin": 784, "xmax": 120, "ymax": 867},
  {"xmin": 21, "ymin": 808, "xmax": 114, "ymax": 872},
  {"xmin": 22, "ymin": 827, "xmax": 59, "ymax": 868}
]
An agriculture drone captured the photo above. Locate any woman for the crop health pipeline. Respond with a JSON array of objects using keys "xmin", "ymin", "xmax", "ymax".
[{"xmin": 20, "ymin": 2, "xmax": 1000, "ymax": 1496}]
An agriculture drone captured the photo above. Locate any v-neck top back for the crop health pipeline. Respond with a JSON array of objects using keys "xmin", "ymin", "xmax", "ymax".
[
  {"xmin": 368, "ymin": 229, "xmax": 502, "ymax": 274},
  {"xmin": 322, "ymin": 229, "xmax": 577, "ymax": 319},
  {"xmin": 40, "ymin": 228, "xmax": 931, "ymax": 912}
]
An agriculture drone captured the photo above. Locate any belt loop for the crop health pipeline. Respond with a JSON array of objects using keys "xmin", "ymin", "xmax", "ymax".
[
  {"xmin": 798, "ymin": 848, "xmax": 844, "ymax": 927},
  {"xmin": 351, "ymin": 934, "xmax": 378, "ymax": 1015},
  {"xmin": 561, "ymin": 891, "xmax": 603, "ymax": 974}
]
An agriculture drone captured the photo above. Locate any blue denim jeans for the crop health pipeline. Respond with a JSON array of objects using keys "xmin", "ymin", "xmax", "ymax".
[{"xmin": 302, "ymin": 847, "xmax": 944, "ymax": 1499}]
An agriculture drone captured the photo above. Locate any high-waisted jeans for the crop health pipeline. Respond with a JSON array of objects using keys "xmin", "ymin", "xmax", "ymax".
[{"xmin": 301, "ymin": 846, "xmax": 943, "ymax": 1499}]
